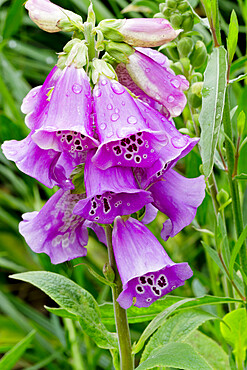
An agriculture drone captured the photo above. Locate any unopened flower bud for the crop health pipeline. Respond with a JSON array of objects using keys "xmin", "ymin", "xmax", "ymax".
[
  {"xmin": 166, "ymin": 45, "xmax": 179, "ymax": 61},
  {"xmin": 170, "ymin": 14, "xmax": 183, "ymax": 29},
  {"xmin": 153, "ymin": 12, "xmax": 166, "ymax": 19},
  {"xmin": 99, "ymin": 18, "xmax": 180, "ymax": 47},
  {"xmin": 163, "ymin": 7, "xmax": 172, "ymax": 18},
  {"xmin": 178, "ymin": 1, "xmax": 189, "ymax": 13},
  {"xmin": 103, "ymin": 263, "xmax": 115, "ymax": 283},
  {"xmin": 25, "ymin": 0, "xmax": 82, "ymax": 33},
  {"xmin": 167, "ymin": 0, "xmax": 177, "ymax": 8},
  {"xmin": 177, "ymin": 37, "xmax": 194, "ymax": 57},
  {"xmin": 170, "ymin": 61, "xmax": 183, "ymax": 74},
  {"xmin": 159, "ymin": 3, "xmax": 167, "ymax": 13},
  {"xmin": 104, "ymin": 41, "xmax": 134, "ymax": 63},
  {"xmin": 57, "ymin": 39, "xmax": 88, "ymax": 69},
  {"xmin": 181, "ymin": 13, "xmax": 194, "ymax": 32},
  {"xmin": 180, "ymin": 57, "xmax": 191, "ymax": 71},
  {"xmin": 216, "ymin": 189, "xmax": 229, "ymax": 206},
  {"xmin": 91, "ymin": 59, "xmax": 116, "ymax": 84},
  {"xmin": 190, "ymin": 40, "xmax": 207, "ymax": 68},
  {"xmin": 188, "ymin": 83, "xmax": 202, "ymax": 108}
]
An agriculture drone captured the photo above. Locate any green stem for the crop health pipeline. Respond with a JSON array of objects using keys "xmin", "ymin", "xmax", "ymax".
[
  {"xmin": 104, "ymin": 225, "xmax": 134, "ymax": 370},
  {"xmin": 84, "ymin": 22, "xmax": 96, "ymax": 61},
  {"xmin": 64, "ymin": 319, "xmax": 86, "ymax": 370},
  {"xmin": 222, "ymin": 88, "xmax": 247, "ymax": 293}
]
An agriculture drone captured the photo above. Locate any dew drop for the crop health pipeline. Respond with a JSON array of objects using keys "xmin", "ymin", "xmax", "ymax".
[
  {"xmin": 94, "ymin": 88, "xmax": 102, "ymax": 98},
  {"xmin": 111, "ymin": 113, "xmax": 120, "ymax": 122},
  {"xmin": 171, "ymin": 136, "xmax": 188, "ymax": 148},
  {"xmin": 101, "ymin": 79, "xmax": 107, "ymax": 86},
  {"xmin": 72, "ymin": 83, "xmax": 82, "ymax": 94},
  {"xmin": 111, "ymin": 83, "xmax": 125, "ymax": 95},
  {"xmin": 171, "ymin": 79, "xmax": 180, "ymax": 88},
  {"xmin": 107, "ymin": 104, "xmax": 113, "ymax": 110},
  {"xmin": 100, "ymin": 123, "xmax": 107, "ymax": 130},
  {"xmin": 127, "ymin": 116, "xmax": 137, "ymax": 124},
  {"xmin": 115, "ymin": 108, "xmax": 119, "ymax": 113},
  {"xmin": 167, "ymin": 95, "xmax": 175, "ymax": 103},
  {"xmin": 145, "ymin": 68, "xmax": 151, "ymax": 73}
]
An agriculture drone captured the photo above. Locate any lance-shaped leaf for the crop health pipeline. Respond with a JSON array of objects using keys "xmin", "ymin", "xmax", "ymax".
[
  {"xmin": 199, "ymin": 46, "xmax": 227, "ymax": 177},
  {"xmin": 10, "ymin": 272, "xmax": 118, "ymax": 349}
]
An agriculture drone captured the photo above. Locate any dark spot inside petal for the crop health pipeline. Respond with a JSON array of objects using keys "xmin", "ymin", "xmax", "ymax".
[
  {"xmin": 125, "ymin": 138, "xmax": 131, "ymax": 145},
  {"xmin": 130, "ymin": 135, "xmax": 136, "ymax": 141},
  {"xmin": 132, "ymin": 143, "xmax": 138, "ymax": 152},
  {"xmin": 147, "ymin": 278, "xmax": 153, "ymax": 285},
  {"xmin": 92, "ymin": 201, "xmax": 97, "ymax": 209},
  {"xmin": 90, "ymin": 210, "xmax": 95, "ymax": 215},
  {"xmin": 74, "ymin": 131, "xmax": 78, "ymax": 135},
  {"xmin": 125, "ymin": 154, "xmax": 132, "ymax": 160},
  {"xmin": 137, "ymin": 286, "xmax": 144, "ymax": 293},
  {"xmin": 113, "ymin": 145, "xmax": 122, "ymax": 155},
  {"xmin": 120, "ymin": 139, "xmax": 126, "ymax": 147},
  {"xmin": 127, "ymin": 145, "xmax": 133, "ymax": 152},
  {"xmin": 103, "ymin": 198, "xmax": 111, "ymax": 213},
  {"xmin": 152, "ymin": 287, "xmax": 161, "ymax": 296},
  {"xmin": 156, "ymin": 171, "xmax": 161, "ymax": 177},
  {"xmin": 76, "ymin": 145, "xmax": 82, "ymax": 150},
  {"xmin": 81, "ymin": 134, "xmax": 86, "ymax": 139},
  {"xmin": 137, "ymin": 138, "xmax": 143, "ymax": 145},
  {"xmin": 66, "ymin": 135, "xmax": 73, "ymax": 143},
  {"xmin": 135, "ymin": 156, "xmax": 141, "ymax": 163},
  {"xmin": 140, "ymin": 276, "xmax": 146, "ymax": 285},
  {"xmin": 57, "ymin": 130, "xmax": 61, "ymax": 134},
  {"xmin": 96, "ymin": 195, "xmax": 102, "ymax": 199},
  {"xmin": 74, "ymin": 139, "xmax": 80, "ymax": 145},
  {"xmin": 137, "ymin": 132, "xmax": 142, "ymax": 137}
]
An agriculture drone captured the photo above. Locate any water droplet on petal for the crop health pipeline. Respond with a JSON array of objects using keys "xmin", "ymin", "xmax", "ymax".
[
  {"xmin": 94, "ymin": 88, "xmax": 102, "ymax": 98},
  {"xmin": 145, "ymin": 68, "xmax": 151, "ymax": 73},
  {"xmin": 107, "ymin": 104, "xmax": 113, "ymax": 110},
  {"xmin": 111, "ymin": 83, "xmax": 125, "ymax": 95},
  {"xmin": 115, "ymin": 108, "xmax": 119, "ymax": 113},
  {"xmin": 127, "ymin": 116, "xmax": 137, "ymax": 124},
  {"xmin": 101, "ymin": 79, "xmax": 107, "ymax": 86},
  {"xmin": 100, "ymin": 123, "xmax": 107, "ymax": 130},
  {"xmin": 72, "ymin": 83, "xmax": 82, "ymax": 94},
  {"xmin": 167, "ymin": 95, "xmax": 175, "ymax": 103},
  {"xmin": 111, "ymin": 113, "xmax": 120, "ymax": 122},
  {"xmin": 171, "ymin": 106, "xmax": 182, "ymax": 116},
  {"xmin": 171, "ymin": 79, "xmax": 180, "ymax": 88},
  {"xmin": 171, "ymin": 136, "xmax": 188, "ymax": 148}
]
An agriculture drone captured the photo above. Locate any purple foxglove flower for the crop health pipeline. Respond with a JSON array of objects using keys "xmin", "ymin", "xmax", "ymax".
[
  {"xmin": 1, "ymin": 133, "xmax": 86, "ymax": 189},
  {"xmin": 126, "ymin": 48, "xmax": 189, "ymax": 117},
  {"xmin": 100, "ymin": 18, "xmax": 180, "ymax": 47},
  {"xmin": 112, "ymin": 217, "xmax": 193, "ymax": 309},
  {"xmin": 148, "ymin": 169, "xmax": 206, "ymax": 241},
  {"xmin": 30, "ymin": 65, "xmax": 98, "ymax": 153},
  {"xmin": 91, "ymin": 76, "xmax": 170, "ymax": 169},
  {"xmin": 25, "ymin": 0, "xmax": 82, "ymax": 33},
  {"xmin": 73, "ymin": 150, "xmax": 153, "ymax": 224},
  {"xmin": 19, "ymin": 189, "xmax": 89, "ymax": 264}
]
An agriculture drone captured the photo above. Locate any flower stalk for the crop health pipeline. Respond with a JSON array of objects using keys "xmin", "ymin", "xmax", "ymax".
[{"xmin": 104, "ymin": 225, "xmax": 134, "ymax": 370}]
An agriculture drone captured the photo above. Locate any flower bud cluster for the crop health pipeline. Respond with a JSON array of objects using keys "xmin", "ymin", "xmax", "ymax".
[{"xmin": 2, "ymin": 0, "xmax": 206, "ymax": 308}]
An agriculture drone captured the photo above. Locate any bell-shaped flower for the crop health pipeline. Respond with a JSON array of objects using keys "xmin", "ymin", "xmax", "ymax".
[
  {"xmin": 126, "ymin": 47, "xmax": 189, "ymax": 117},
  {"xmin": 30, "ymin": 64, "xmax": 98, "ymax": 154},
  {"xmin": 1, "ymin": 133, "xmax": 86, "ymax": 189},
  {"xmin": 99, "ymin": 18, "xmax": 180, "ymax": 47},
  {"xmin": 19, "ymin": 190, "xmax": 90, "ymax": 264},
  {"xmin": 144, "ymin": 169, "xmax": 206, "ymax": 241},
  {"xmin": 112, "ymin": 217, "xmax": 193, "ymax": 309},
  {"xmin": 73, "ymin": 150, "xmax": 153, "ymax": 224},
  {"xmin": 91, "ymin": 76, "xmax": 173, "ymax": 169},
  {"xmin": 25, "ymin": 0, "xmax": 83, "ymax": 33}
]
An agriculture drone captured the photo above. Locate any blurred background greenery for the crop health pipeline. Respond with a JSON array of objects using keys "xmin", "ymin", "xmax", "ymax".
[{"xmin": 0, "ymin": 0, "xmax": 247, "ymax": 369}]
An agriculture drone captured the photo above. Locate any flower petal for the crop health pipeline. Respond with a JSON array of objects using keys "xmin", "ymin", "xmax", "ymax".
[
  {"xmin": 113, "ymin": 217, "xmax": 193, "ymax": 309},
  {"xmin": 19, "ymin": 190, "xmax": 88, "ymax": 264},
  {"xmin": 149, "ymin": 170, "xmax": 206, "ymax": 241}
]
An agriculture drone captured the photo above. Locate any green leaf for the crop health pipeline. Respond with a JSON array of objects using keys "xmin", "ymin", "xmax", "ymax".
[
  {"xmin": 229, "ymin": 73, "xmax": 247, "ymax": 84},
  {"xmin": 136, "ymin": 342, "xmax": 212, "ymax": 370},
  {"xmin": 220, "ymin": 309, "xmax": 247, "ymax": 367},
  {"xmin": 100, "ymin": 296, "xmax": 242, "ymax": 325},
  {"xmin": 70, "ymin": 164, "xmax": 86, "ymax": 194},
  {"xmin": 132, "ymin": 298, "xmax": 196, "ymax": 354},
  {"xmin": 227, "ymin": 10, "xmax": 239, "ymax": 65},
  {"xmin": 0, "ymin": 330, "xmax": 35, "ymax": 370},
  {"xmin": 229, "ymin": 223, "xmax": 247, "ymax": 279},
  {"xmin": 185, "ymin": 330, "xmax": 230, "ymax": 369},
  {"xmin": 141, "ymin": 309, "xmax": 218, "ymax": 362},
  {"xmin": 233, "ymin": 173, "xmax": 247, "ymax": 180},
  {"xmin": 44, "ymin": 306, "xmax": 78, "ymax": 320},
  {"xmin": 10, "ymin": 271, "xmax": 118, "ymax": 349},
  {"xmin": 2, "ymin": 0, "xmax": 24, "ymax": 39},
  {"xmin": 199, "ymin": 46, "xmax": 228, "ymax": 177}
]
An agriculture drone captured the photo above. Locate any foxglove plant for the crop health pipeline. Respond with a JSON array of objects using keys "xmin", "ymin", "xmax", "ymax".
[{"xmin": 2, "ymin": 1, "xmax": 207, "ymax": 369}]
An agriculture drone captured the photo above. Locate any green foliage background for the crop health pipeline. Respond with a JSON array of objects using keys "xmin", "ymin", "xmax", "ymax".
[{"xmin": 0, "ymin": 0, "xmax": 247, "ymax": 369}]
